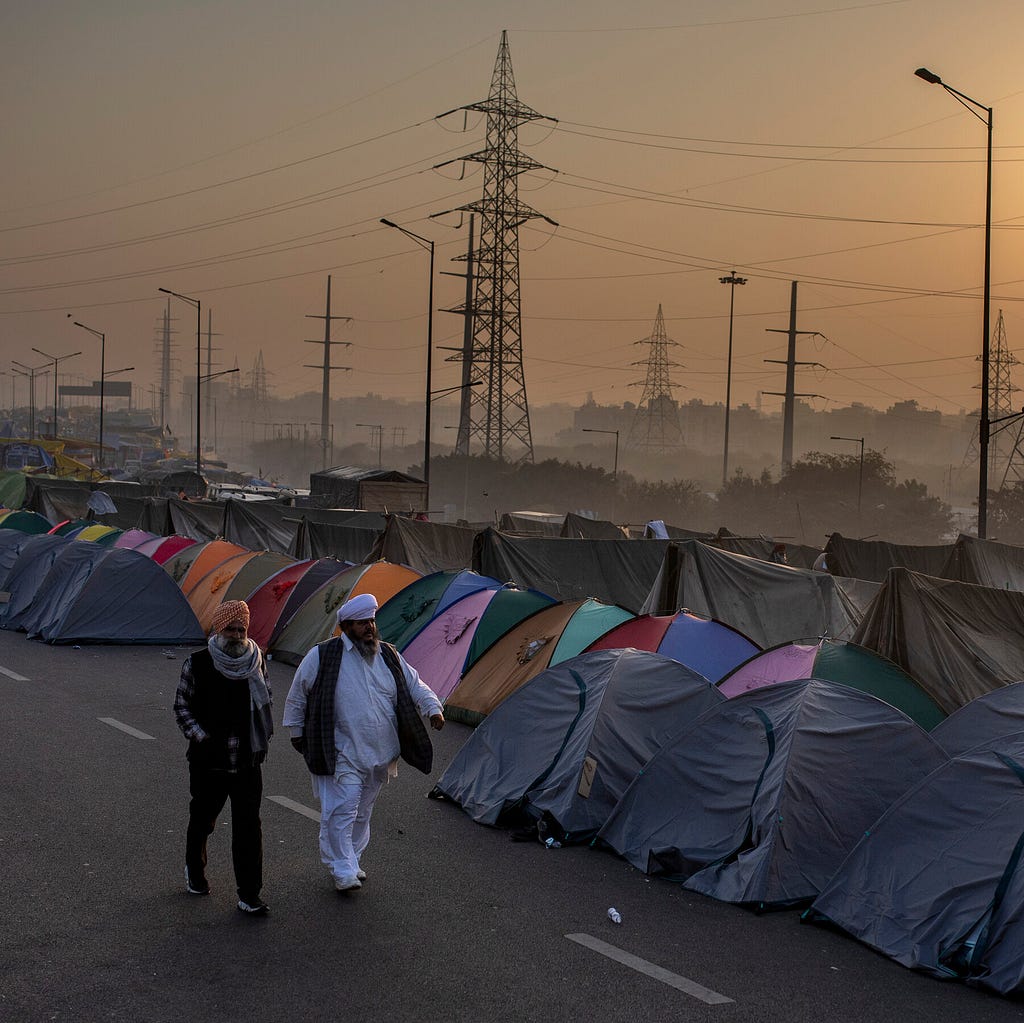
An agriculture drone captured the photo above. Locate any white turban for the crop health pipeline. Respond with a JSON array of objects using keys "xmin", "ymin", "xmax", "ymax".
[{"xmin": 336, "ymin": 592, "xmax": 378, "ymax": 623}]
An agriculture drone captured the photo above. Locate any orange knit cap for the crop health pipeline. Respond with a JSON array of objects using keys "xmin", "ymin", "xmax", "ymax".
[{"xmin": 210, "ymin": 599, "xmax": 250, "ymax": 634}]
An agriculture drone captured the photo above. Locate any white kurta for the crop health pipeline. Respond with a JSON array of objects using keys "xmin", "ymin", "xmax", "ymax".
[
  {"xmin": 282, "ymin": 634, "xmax": 442, "ymax": 886},
  {"xmin": 283, "ymin": 634, "xmax": 442, "ymax": 771}
]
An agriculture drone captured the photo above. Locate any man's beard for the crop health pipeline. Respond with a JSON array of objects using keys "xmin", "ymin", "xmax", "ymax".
[
  {"xmin": 215, "ymin": 633, "xmax": 249, "ymax": 658},
  {"xmin": 351, "ymin": 634, "xmax": 379, "ymax": 660}
]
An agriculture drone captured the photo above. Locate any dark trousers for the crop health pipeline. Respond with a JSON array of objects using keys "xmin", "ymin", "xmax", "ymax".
[{"xmin": 185, "ymin": 763, "xmax": 263, "ymax": 902}]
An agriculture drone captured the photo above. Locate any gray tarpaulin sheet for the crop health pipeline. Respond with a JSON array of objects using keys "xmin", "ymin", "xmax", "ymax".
[
  {"xmin": 472, "ymin": 528, "xmax": 670, "ymax": 612},
  {"xmin": 560, "ymin": 513, "xmax": 625, "ymax": 539},
  {"xmin": 168, "ymin": 499, "xmax": 224, "ymax": 541},
  {"xmin": 825, "ymin": 533, "xmax": 953, "ymax": 582},
  {"xmin": 640, "ymin": 541, "xmax": 869, "ymax": 648},
  {"xmin": 942, "ymin": 533, "xmax": 1024, "ymax": 591},
  {"xmin": 853, "ymin": 567, "xmax": 1024, "ymax": 713},
  {"xmin": 367, "ymin": 515, "xmax": 477, "ymax": 574},
  {"xmin": 293, "ymin": 518, "xmax": 381, "ymax": 564}
]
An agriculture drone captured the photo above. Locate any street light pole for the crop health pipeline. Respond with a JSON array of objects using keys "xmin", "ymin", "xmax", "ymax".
[
  {"xmin": 69, "ymin": 318, "xmax": 105, "ymax": 461},
  {"xmin": 719, "ymin": 271, "xmax": 747, "ymax": 486},
  {"xmin": 831, "ymin": 435, "xmax": 865, "ymax": 525},
  {"xmin": 12, "ymin": 362, "xmax": 49, "ymax": 441},
  {"xmin": 31, "ymin": 347, "xmax": 80, "ymax": 440},
  {"xmin": 380, "ymin": 218, "xmax": 435, "ymax": 513},
  {"xmin": 159, "ymin": 287, "xmax": 202, "ymax": 494},
  {"xmin": 915, "ymin": 67, "xmax": 993, "ymax": 538}
]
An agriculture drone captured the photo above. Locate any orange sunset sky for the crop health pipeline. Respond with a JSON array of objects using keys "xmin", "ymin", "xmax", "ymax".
[{"xmin": 4, "ymin": 0, "xmax": 1024, "ymax": 427}]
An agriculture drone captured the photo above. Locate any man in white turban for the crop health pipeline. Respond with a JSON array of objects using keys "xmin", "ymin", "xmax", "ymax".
[{"xmin": 283, "ymin": 591, "xmax": 444, "ymax": 892}]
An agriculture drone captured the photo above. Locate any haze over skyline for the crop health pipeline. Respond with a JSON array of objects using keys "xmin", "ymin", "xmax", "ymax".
[{"xmin": 4, "ymin": 0, "xmax": 1024, "ymax": 436}]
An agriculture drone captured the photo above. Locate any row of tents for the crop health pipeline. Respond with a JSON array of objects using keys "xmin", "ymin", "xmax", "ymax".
[{"xmin": 432, "ymin": 647, "xmax": 1024, "ymax": 997}]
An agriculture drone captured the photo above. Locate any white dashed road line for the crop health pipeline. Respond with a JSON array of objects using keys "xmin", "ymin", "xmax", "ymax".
[
  {"xmin": 0, "ymin": 665, "xmax": 29, "ymax": 681},
  {"xmin": 267, "ymin": 795, "xmax": 320, "ymax": 822},
  {"xmin": 98, "ymin": 717, "xmax": 155, "ymax": 741},
  {"xmin": 565, "ymin": 933, "xmax": 734, "ymax": 1005}
]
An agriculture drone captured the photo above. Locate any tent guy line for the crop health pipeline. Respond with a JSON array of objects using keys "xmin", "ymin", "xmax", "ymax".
[
  {"xmin": 0, "ymin": 665, "xmax": 29, "ymax": 681},
  {"xmin": 565, "ymin": 933, "xmax": 734, "ymax": 1004},
  {"xmin": 98, "ymin": 717, "xmax": 155, "ymax": 741}
]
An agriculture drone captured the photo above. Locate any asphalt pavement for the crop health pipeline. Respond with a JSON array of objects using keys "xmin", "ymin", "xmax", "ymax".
[{"xmin": 1, "ymin": 631, "xmax": 1021, "ymax": 1022}]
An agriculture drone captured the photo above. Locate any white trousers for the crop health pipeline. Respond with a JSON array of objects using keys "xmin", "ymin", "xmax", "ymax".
[{"xmin": 311, "ymin": 766, "xmax": 386, "ymax": 883}]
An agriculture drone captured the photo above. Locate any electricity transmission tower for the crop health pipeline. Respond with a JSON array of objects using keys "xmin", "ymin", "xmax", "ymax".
[
  {"xmin": 433, "ymin": 30, "xmax": 556, "ymax": 462},
  {"xmin": 985, "ymin": 309, "xmax": 1024, "ymax": 487},
  {"xmin": 152, "ymin": 299, "xmax": 179, "ymax": 432},
  {"xmin": 304, "ymin": 275, "xmax": 352, "ymax": 470},
  {"xmin": 627, "ymin": 304, "xmax": 683, "ymax": 451}
]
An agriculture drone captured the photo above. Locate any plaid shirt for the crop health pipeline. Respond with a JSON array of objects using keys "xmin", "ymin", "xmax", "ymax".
[{"xmin": 174, "ymin": 650, "xmax": 271, "ymax": 772}]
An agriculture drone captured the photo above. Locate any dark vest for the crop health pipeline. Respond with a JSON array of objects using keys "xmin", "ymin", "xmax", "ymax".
[
  {"xmin": 302, "ymin": 638, "xmax": 432, "ymax": 777},
  {"xmin": 186, "ymin": 649, "xmax": 263, "ymax": 769}
]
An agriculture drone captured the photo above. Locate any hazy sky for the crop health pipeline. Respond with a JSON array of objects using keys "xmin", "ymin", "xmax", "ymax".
[{"xmin": 4, "ymin": 0, "xmax": 1024, "ymax": 431}]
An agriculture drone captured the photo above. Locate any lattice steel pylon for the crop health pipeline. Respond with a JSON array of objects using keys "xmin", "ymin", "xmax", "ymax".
[
  {"xmin": 435, "ymin": 30, "xmax": 556, "ymax": 462},
  {"xmin": 627, "ymin": 304, "xmax": 683, "ymax": 451},
  {"xmin": 984, "ymin": 308, "xmax": 1024, "ymax": 487}
]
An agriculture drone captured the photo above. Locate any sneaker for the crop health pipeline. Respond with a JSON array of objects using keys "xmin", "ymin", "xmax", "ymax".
[
  {"xmin": 334, "ymin": 876, "xmax": 362, "ymax": 892},
  {"xmin": 185, "ymin": 866, "xmax": 209, "ymax": 896},
  {"xmin": 237, "ymin": 898, "xmax": 270, "ymax": 915},
  {"xmin": 356, "ymin": 869, "xmax": 367, "ymax": 881}
]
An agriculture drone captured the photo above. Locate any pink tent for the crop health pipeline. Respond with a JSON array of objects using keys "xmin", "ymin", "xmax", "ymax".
[
  {"xmin": 148, "ymin": 535, "xmax": 198, "ymax": 565},
  {"xmin": 246, "ymin": 559, "xmax": 317, "ymax": 651},
  {"xmin": 717, "ymin": 643, "xmax": 818, "ymax": 698},
  {"xmin": 402, "ymin": 588, "xmax": 499, "ymax": 702},
  {"xmin": 113, "ymin": 529, "xmax": 157, "ymax": 550}
]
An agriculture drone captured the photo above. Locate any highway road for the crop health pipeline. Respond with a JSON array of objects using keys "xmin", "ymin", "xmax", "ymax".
[{"xmin": 1, "ymin": 631, "xmax": 1020, "ymax": 1022}]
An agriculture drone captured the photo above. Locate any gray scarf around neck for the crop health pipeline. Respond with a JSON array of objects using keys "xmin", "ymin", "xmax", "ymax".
[{"xmin": 207, "ymin": 636, "xmax": 273, "ymax": 755}]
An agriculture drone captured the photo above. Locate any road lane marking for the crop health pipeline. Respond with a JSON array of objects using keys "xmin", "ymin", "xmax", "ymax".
[
  {"xmin": 0, "ymin": 665, "xmax": 29, "ymax": 681},
  {"xmin": 268, "ymin": 795, "xmax": 320, "ymax": 821},
  {"xmin": 566, "ymin": 933, "xmax": 733, "ymax": 1005},
  {"xmin": 98, "ymin": 717, "xmax": 155, "ymax": 741}
]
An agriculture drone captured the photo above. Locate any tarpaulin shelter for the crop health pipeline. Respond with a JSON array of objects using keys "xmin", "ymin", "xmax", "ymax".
[
  {"xmin": 585, "ymin": 611, "xmax": 759, "ymax": 684},
  {"xmin": 445, "ymin": 598, "xmax": 634, "ymax": 725},
  {"xmin": 308, "ymin": 465, "xmax": 425, "ymax": 512},
  {"xmin": 0, "ymin": 509, "xmax": 52, "ymax": 534},
  {"xmin": 808, "ymin": 731, "xmax": 1024, "ymax": 996},
  {"xmin": 930, "ymin": 683, "xmax": 1024, "ymax": 757},
  {"xmin": 0, "ymin": 534, "xmax": 69, "ymax": 629},
  {"xmin": 22, "ymin": 546, "xmax": 203, "ymax": 644},
  {"xmin": 560, "ymin": 513, "xmax": 625, "ymax": 540},
  {"xmin": 597, "ymin": 679, "xmax": 946, "ymax": 908},
  {"xmin": 498, "ymin": 512, "xmax": 563, "ymax": 536},
  {"xmin": 717, "ymin": 639, "xmax": 946, "ymax": 730},
  {"xmin": 824, "ymin": 533, "xmax": 953, "ymax": 582},
  {"xmin": 245, "ymin": 559, "xmax": 317, "ymax": 651},
  {"xmin": 269, "ymin": 561, "xmax": 420, "ymax": 666},
  {"xmin": 432, "ymin": 648, "xmax": 723, "ymax": 840},
  {"xmin": 473, "ymin": 528, "xmax": 669, "ymax": 611},
  {"xmin": 265, "ymin": 558, "xmax": 351, "ymax": 651},
  {"xmin": 167, "ymin": 498, "xmax": 224, "ymax": 541},
  {"xmin": 640, "ymin": 540, "xmax": 873, "ymax": 648},
  {"xmin": 941, "ymin": 533, "xmax": 1024, "ymax": 591},
  {"xmin": 366, "ymin": 515, "xmax": 477, "ymax": 574},
  {"xmin": 852, "ymin": 567, "xmax": 1024, "ymax": 714},
  {"xmin": 292, "ymin": 516, "xmax": 382, "ymax": 564},
  {"xmin": 377, "ymin": 570, "xmax": 503, "ymax": 651},
  {"xmin": 709, "ymin": 535, "xmax": 822, "ymax": 571}
]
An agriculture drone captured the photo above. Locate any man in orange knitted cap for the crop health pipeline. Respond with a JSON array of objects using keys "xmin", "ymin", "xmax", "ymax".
[{"xmin": 174, "ymin": 599, "xmax": 273, "ymax": 915}]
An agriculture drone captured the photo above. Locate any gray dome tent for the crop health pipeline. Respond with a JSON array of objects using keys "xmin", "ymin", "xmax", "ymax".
[
  {"xmin": 597, "ymin": 678, "xmax": 947, "ymax": 908},
  {"xmin": 432, "ymin": 648, "xmax": 723, "ymax": 841}
]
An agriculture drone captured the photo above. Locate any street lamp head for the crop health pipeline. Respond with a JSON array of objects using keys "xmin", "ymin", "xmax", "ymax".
[
  {"xmin": 380, "ymin": 217, "xmax": 397, "ymax": 228},
  {"xmin": 915, "ymin": 67, "xmax": 942, "ymax": 85}
]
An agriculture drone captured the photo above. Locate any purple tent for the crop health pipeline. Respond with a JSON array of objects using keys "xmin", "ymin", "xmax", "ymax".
[{"xmin": 403, "ymin": 588, "xmax": 499, "ymax": 702}]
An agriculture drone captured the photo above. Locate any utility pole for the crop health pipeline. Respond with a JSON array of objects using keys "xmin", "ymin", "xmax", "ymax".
[
  {"xmin": 304, "ymin": 275, "xmax": 352, "ymax": 470},
  {"xmin": 204, "ymin": 309, "xmax": 222, "ymax": 438},
  {"xmin": 763, "ymin": 281, "xmax": 824, "ymax": 471}
]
